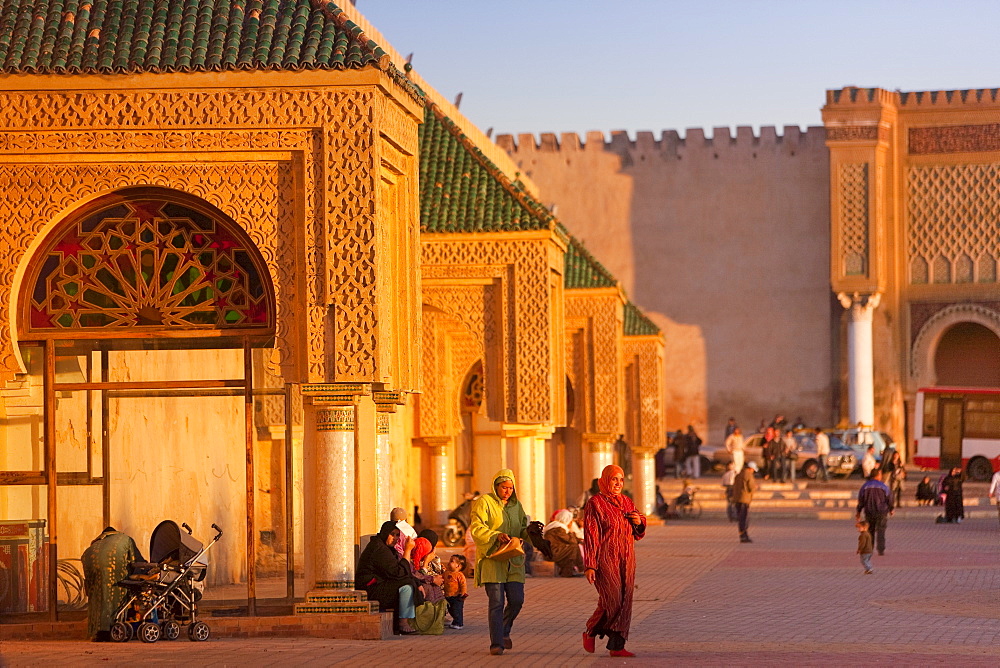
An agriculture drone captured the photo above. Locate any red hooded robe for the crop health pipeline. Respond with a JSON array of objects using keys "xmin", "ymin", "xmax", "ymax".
[{"xmin": 583, "ymin": 464, "xmax": 647, "ymax": 642}]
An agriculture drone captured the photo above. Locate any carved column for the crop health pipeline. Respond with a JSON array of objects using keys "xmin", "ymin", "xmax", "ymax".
[
  {"xmin": 583, "ymin": 433, "xmax": 614, "ymax": 487},
  {"xmin": 631, "ymin": 449, "xmax": 657, "ymax": 516},
  {"xmin": 501, "ymin": 425, "xmax": 555, "ymax": 521},
  {"xmin": 373, "ymin": 391, "xmax": 407, "ymax": 529},
  {"xmin": 414, "ymin": 436, "xmax": 454, "ymax": 528},
  {"xmin": 838, "ymin": 293, "xmax": 880, "ymax": 428},
  {"xmin": 303, "ymin": 397, "xmax": 357, "ymax": 589}
]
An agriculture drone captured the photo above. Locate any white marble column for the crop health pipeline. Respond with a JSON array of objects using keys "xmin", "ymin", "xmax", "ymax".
[
  {"xmin": 632, "ymin": 450, "xmax": 657, "ymax": 516},
  {"xmin": 585, "ymin": 434, "xmax": 614, "ymax": 484},
  {"xmin": 414, "ymin": 436, "xmax": 454, "ymax": 528},
  {"xmin": 515, "ymin": 435, "xmax": 535, "ymax": 519},
  {"xmin": 375, "ymin": 412, "xmax": 392, "ymax": 525},
  {"xmin": 530, "ymin": 433, "xmax": 549, "ymax": 521},
  {"xmin": 309, "ymin": 404, "xmax": 356, "ymax": 588},
  {"xmin": 838, "ymin": 292, "xmax": 880, "ymax": 428}
]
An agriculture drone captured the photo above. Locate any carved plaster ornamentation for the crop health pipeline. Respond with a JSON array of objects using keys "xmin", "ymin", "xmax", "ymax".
[
  {"xmin": 909, "ymin": 124, "xmax": 1000, "ymax": 155},
  {"xmin": 565, "ymin": 294, "xmax": 623, "ymax": 434},
  {"xmin": 623, "ymin": 337, "xmax": 665, "ymax": 451},
  {"xmin": 0, "ymin": 159, "xmax": 297, "ymax": 380},
  {"xmin": 827, "ymin": 126, "xmax": 881, "ymax": 142},
  {"xmin": 422, "ymin": 237, "xmax": 558, "ymax": 423},
  {"xmin": 908, "ymin": 163, "xmax": 1000, "ymax": 285},
  {"xmin": 839, "ymin": 163, "xmax": 870, "ymax": 278},
  {"xmin": 0, "ymin": 87, "xmax": 417, "ymax": 385}
]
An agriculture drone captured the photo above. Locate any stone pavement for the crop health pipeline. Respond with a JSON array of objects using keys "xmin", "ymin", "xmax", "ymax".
[{"xmin": 4, "ymin": 513, "xmax": 1000, "ymax": 667}]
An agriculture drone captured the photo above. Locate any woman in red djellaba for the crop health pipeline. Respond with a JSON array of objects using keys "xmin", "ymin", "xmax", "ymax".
[{"xmin": 582, "ymin": 464, "xmax": 647, "ymax": 657}]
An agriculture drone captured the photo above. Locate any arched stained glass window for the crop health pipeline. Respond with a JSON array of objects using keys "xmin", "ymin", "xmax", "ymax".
[{"xmin": 23, "ymin": 189, "xmax": 274, "ymax": 337}]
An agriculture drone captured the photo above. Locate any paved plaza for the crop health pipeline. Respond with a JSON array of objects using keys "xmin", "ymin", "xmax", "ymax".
[{"xmin": 4, "ymin": 512, "xmax": 1000, "ymax": 667}]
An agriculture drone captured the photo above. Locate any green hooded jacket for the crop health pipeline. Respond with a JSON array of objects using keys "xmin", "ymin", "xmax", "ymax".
[{"xmin": 469, "ymin": 468, "xmax": 529, "ymax": 586}]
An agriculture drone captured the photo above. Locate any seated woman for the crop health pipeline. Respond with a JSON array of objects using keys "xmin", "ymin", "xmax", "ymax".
[
  {"xmin": 356, "ymin": 521, "xmax": 423, "ymax": 634},
  {"xmin": 915, "ymin": 476, "xmax": 936, "ymax": 506},
  {"xmin": 543, "ymin": 509, "xmax": 584, "ymax": 577},
  {"xmin": 411, "ymin": 533, "xmax": 446, "ymax": 603}
]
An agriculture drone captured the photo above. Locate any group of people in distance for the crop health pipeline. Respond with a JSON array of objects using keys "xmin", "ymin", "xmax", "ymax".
[{"xmin": 355, "ymin": 465, "xmax": 647, "ymax": 657}]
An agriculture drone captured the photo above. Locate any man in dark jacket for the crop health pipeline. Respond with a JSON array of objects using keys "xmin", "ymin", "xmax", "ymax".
[
  {"xmin": 856, "ymin": 469, "xmax": 894, "ymax": 555},
  {"xmin": 731, "ymin": 462, "xmax": 758, "ymax": 543}
]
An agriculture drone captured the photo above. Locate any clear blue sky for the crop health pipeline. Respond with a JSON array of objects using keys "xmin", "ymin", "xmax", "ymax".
[{"xmin": 357, "ymin": 0, "xmax": 1000, "ymax": 138}]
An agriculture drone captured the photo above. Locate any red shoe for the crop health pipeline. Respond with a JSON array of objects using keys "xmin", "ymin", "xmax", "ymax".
[
  {"xmin": 610, "ymin": 649, "xmax": 636, "ymax": 657},
  {"xmin": 582, "ymin": 632, "xmax": 595, "ymax": 653}
]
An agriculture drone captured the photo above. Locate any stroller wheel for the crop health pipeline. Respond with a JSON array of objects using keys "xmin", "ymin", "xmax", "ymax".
[
  {"xmin": 138, "ymin": 621, "xmax": 161, "ymax": 643},
  {"xmin": 161, "ymin": 620, "xmax": 181, "ymax": 641},
  {"xmin": 110, "ymin": 622, "xmax": 132, "ymax": 643},
  {"xmin": 188, "ymin": 621, "xmax": 210, "ymax": 642}
]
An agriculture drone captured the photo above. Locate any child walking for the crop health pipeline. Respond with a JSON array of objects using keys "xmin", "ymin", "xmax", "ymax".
[
  {"xmin": 857, "ymin": 520, "xmax": 874, "ymax": 574},
  {"xmin": 442, "ymin": 554, "xmax": 468, "ymax": 629}
]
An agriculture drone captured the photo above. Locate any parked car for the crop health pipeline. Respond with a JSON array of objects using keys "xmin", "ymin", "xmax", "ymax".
[
  {"xmin": 711, "ymin": 431, "xmax": 857, "ymax": 479},
  {"xmin": 828, "ymin": 428, "xmax": 890, "ymax": 460}
]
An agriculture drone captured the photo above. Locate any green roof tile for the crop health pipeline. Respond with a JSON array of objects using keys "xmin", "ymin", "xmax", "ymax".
[
  {"xmin": 419, "ymin": 104, "xmax": 555, "ymax": 233},
  {"xmin": 624, "ymin": 302, "xmax": 660, "ymax": 336},
  {"xmin": 0, "ymin": 0, "xmax": 411, "ymax": 85},
  {"xmin": 564, "ymin": 235, "xmax": 617, "ymax": 289}
]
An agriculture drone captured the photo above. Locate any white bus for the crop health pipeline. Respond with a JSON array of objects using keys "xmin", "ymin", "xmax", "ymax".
[{"xmin": 913, "ymin": 387, "xmax": 1000, "ymax": 481}]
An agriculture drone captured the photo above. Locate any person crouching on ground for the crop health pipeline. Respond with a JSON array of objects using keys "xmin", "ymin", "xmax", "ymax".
[
  {"xmin": 857, "ymin": 520, "xmax": 874, "ymax": 574},
  {"xmin": 543, "ymin": 509, "xmax": 585, "ymax": 577},
  {"xmin": 582, "ymin": 464, "xmax": 647, "ymax": 658},
  {"xmin": 470, "ymin": 468, "xmax": 532, "ymax": 656}
]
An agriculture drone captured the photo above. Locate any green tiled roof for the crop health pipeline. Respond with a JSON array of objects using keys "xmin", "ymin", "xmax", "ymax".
[
  {"xmin": 0, "ymin": 0, "xmax": 400, "ymax": 77},
  {"xmin": 564, "ymin": 235, "xmax": 616, "ymax": 289},
  {"xmin": 624, "ymin": 301, "xmax": 660, "ymax": 336},
  {"xmin": 419, "ymin": 104, "xmax": 555, "ymax": 233}
]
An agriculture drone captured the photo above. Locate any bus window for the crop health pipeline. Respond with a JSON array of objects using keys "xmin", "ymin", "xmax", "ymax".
[
  {"xmin": 923, "ymin": 395, "xmax": 938, "ymax": 436},
  {"xmin": 965, "ymin": 398, "xmax": 1000, "ymax": 439}
]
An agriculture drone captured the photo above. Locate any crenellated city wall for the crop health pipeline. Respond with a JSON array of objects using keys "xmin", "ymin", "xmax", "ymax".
[{"xmin": 500, "ymin": 126, "xmax": 834, "ymax": 443}]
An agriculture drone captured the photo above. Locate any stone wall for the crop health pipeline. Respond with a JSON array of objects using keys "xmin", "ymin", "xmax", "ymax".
[{"xmin": 499, "ymin": 127, "xmax": 834, "ymax": 444}]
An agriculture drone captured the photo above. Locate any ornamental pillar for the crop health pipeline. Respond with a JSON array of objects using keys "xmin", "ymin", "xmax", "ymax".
[
  {"xmin": 301, "ymin": 388, "xmax": 360, "ymax": 590},
  {"xmin": 838, "ymin": 292, "xmax": 880, "ymax": 428},
  {"xmin": 631, "ymin": 449, "xmax": 657, "ymax": 516},
  {"xmin": 583, "ymin": 433, "xmax": 614, "ymax": 486},
  {"xmin": 373, "ymin": 391, "xmax": 407, "ymax": 530},
  {"xmin": 501, "ymin": 425, "xmax": 555, "ymax": 521},
  {"xmin": 413, "ymin": 436, "xmax": 454, "ymax": 528}
]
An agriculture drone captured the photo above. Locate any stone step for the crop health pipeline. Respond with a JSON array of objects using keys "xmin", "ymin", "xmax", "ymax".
[
  {"xmin": 295, "ymin": 600, "xmax": 380, "ymax": 615},
  {"xmin": 304, "ymin": 590, "xmax": 370, "ymax": 604}
]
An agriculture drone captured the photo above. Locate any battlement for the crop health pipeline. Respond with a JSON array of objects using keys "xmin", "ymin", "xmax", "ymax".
[
  {"xmin": 826, "ymin": 86, "xmax": 1000, "ymax": 108},
  {"xmin": 496, "ymin": 126, "xmax": 826, "ymax": 156}
]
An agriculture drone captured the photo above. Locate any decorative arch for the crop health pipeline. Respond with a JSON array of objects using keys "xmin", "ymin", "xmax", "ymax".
[
  {"xmin": 20, "ymin": 187, "xmax": 275, "ymax": 340},
  {"xmin": 911, "ymin": 303, "xmax": 1000, "ymax": 387}
]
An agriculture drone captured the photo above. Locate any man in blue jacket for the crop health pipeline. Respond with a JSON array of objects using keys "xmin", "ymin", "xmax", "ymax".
[{"xmin": 856, "ymin": 469, "xmax": 894, "ymax": 556}]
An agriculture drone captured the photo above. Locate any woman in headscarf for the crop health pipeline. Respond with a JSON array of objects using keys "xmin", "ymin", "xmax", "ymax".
[
  {"xmin": 355, "ymin": 520, "xmax": 423, "ymax": 634},
  {"xmin": 543, "ymin": 509, "xmax": 584, "ymax": 577},
  {"xmin": 410, "ymin": 533, "xmax": 445, "ymax": 603},
  {"xmin": 470, "ymin": 468, "xmax": 531, "ymax": 656},
  {"xmin": 941, "ymin": 466, "xmax": 966, "ymax": 523},
  {"xmin": 582, "ymin": 464, "xmax": 647, "ymax": 657}
]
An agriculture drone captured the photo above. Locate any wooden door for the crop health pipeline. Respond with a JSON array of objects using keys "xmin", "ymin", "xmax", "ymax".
[{"xmin": 939, "ymin": 398, "xmax": 965, "ymax": 469}]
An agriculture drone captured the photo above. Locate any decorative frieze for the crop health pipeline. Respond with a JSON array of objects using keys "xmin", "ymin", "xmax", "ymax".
[{"xmin": 909, "ymin": 124, "xmax": 1000, "ymax": 155}]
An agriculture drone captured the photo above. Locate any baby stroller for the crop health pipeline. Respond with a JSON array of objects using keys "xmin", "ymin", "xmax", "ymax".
[{"xmin": 110, "ymin": 521, "xmax": 223, "ymax": 643}]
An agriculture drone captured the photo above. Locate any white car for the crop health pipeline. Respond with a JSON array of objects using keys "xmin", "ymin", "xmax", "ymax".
[{"xmin": 712, "ymin": 432, "xmax": 857, "ymax": 479}]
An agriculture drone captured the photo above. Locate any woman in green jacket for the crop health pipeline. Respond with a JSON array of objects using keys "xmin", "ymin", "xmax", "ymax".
[{"xmin": 470, "ymin": 468, "xmax": 530, "ymax": 656}]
